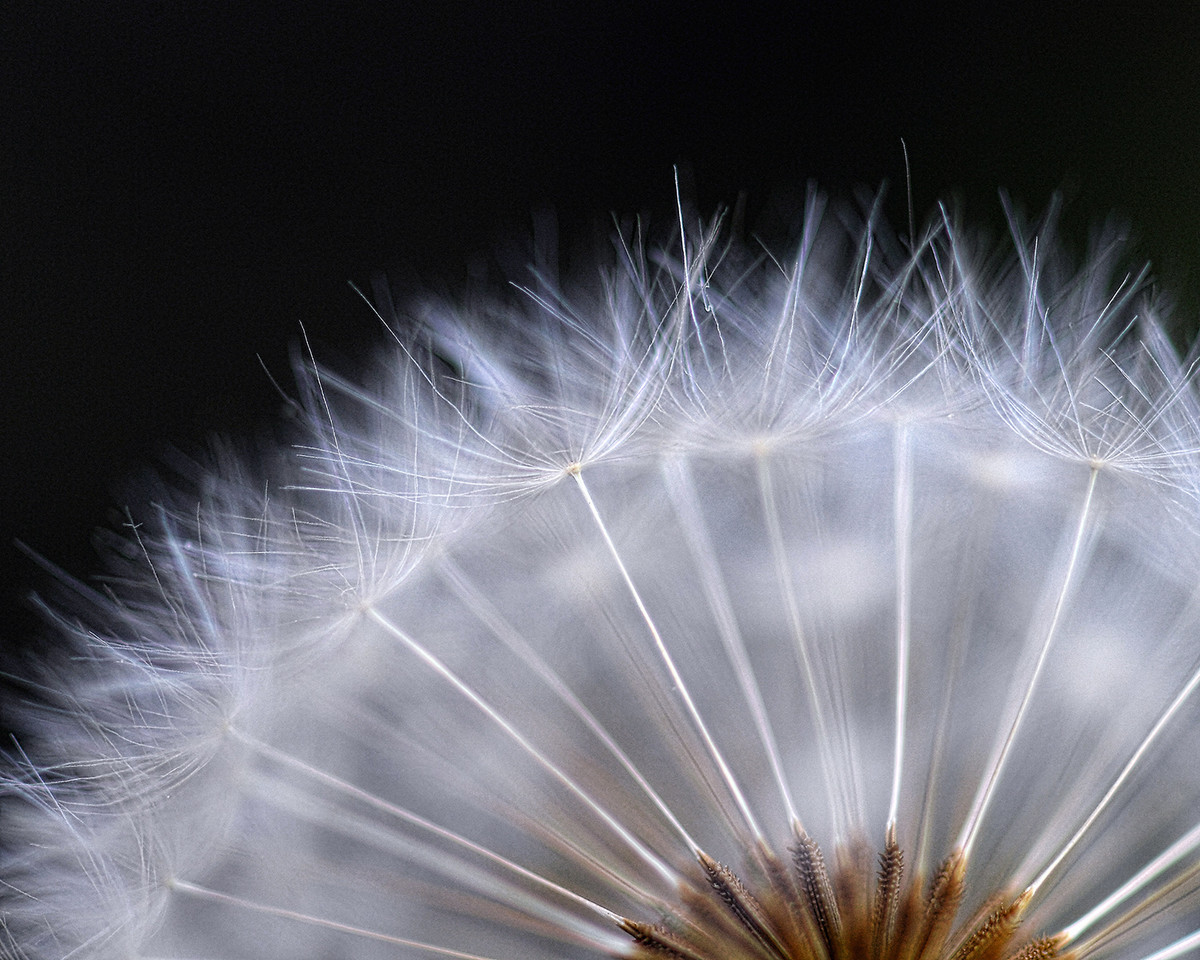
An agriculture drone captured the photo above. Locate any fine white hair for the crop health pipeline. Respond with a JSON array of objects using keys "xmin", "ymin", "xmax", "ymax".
[{"xmin": 4, "ymin": 194, "xmax": 1200, "ymax": 960}]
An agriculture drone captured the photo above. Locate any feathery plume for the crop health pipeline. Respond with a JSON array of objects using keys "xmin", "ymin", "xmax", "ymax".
[{"xmin": 4, "ymin": 194, "xmax": 1200, "ymax": 960}]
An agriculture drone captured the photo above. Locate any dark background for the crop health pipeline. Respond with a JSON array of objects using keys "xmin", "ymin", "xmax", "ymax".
[{"xmin": 4, "ymin": 2, "xmax": 1200, "ymax": 644}]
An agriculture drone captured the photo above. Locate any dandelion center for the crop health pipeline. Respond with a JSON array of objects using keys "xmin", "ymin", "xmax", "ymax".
[{"xmin": 623, "ymin": 829, "xmax": 1064, "ymax": 960}]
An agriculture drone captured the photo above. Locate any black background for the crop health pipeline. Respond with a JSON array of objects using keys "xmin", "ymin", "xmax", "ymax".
[{"xmin": 5, "ymin": 2, "xmax": 1200, "ymax": 645}]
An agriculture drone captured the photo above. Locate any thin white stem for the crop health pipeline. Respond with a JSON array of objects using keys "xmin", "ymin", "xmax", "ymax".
[
  {"xmin": 1029, "ymin": 655, "xmax": 1200, "ymax": 897},
  {"xmin": 365, "ymin": 605, "xmax": 676, "ymax": 885},
  {"xmin": 571, "ymin": 468, "xmax": 763, "ymax": 841},
  {"xmin": 1063, "ymin": 820, "xmax": 1200, "ymax": 942},
  {"xmin": 297, "ymin": 325, "xmax": 368, "ymax": 585},
  {"xmin": 888, "ymin": 423, "xmax": 913, "ymax": 830},
  {"xmin": 755, "ymin": 452, "xmax": 844, "ymax": 833},
  {"xmin": 957, "ymin": 467, "xmax": 1098, "ymax": 857},
  {"xmin": 664, "ymin": 456, "xmax": 799, "ymax": 825},
  {"xmin": 849, "ymin": 229, "xmax": 873, "ymax": 333},
  {"xmin": 169, "ymin": 879, "xmax": 536, "ymax": 958},
  {"xmin": 1136, "ymin": 929, "xmax": 1200, "ymax": 960},
  {"xmin": 675, "ymin": 166, "xmax": 701, "ymax": 343},
  {"xmin": 230, "ymin": 728, "xmax": 623, "ymax": 920},
  {"xmin": 438, "ymin": 553, "xmax": 701, "ymax": 853},
  {"xmin": 912, "ymin": 610, "xmax": 966, "ymax": 875},
  {"xmin": 249, "ymin": 771, "xmax": 611, "ymax": 940}
]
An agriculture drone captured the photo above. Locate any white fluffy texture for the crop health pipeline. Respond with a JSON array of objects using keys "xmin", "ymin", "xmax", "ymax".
[{"xmin": 5, "ymin": 200, "xmax": 1200, "ymax": 960}]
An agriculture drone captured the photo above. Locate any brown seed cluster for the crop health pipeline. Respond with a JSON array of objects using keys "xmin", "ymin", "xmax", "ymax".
[{"xmin": 620, "ymin": 827, "xmax": 1068, "ymax": 960}]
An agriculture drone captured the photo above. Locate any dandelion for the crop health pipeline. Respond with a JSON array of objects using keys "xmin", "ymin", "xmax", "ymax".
[{"xmin": 5, "ymin": 193, "xmax": 1200, "ymax": 960}]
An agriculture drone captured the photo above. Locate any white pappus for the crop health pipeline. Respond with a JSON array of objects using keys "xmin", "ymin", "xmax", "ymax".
[{"xmin": 4, "ymin": 193, "xmax": 1200, "ymax": 960}]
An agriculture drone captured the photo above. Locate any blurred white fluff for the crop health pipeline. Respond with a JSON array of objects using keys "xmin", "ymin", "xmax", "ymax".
[{"xmin": 5, "ymin": 195, "xmax": 1200, "ymax": 960}]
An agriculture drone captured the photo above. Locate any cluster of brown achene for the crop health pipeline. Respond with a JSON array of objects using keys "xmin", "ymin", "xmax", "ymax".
[{"xmin": 620, "ymin": 826, "xmax": 1069, "ymax": 960}]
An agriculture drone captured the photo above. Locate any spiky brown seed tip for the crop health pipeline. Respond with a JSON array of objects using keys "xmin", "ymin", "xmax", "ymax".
[{"xmin": 623, "ymin": 835, "xmax": 1053, "ymax": 960}]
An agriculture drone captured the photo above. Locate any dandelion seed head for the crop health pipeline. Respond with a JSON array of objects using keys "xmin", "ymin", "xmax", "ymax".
[{"xmin": 5, "ymin": 194, "xmax": 1200, "ymax": 960}]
